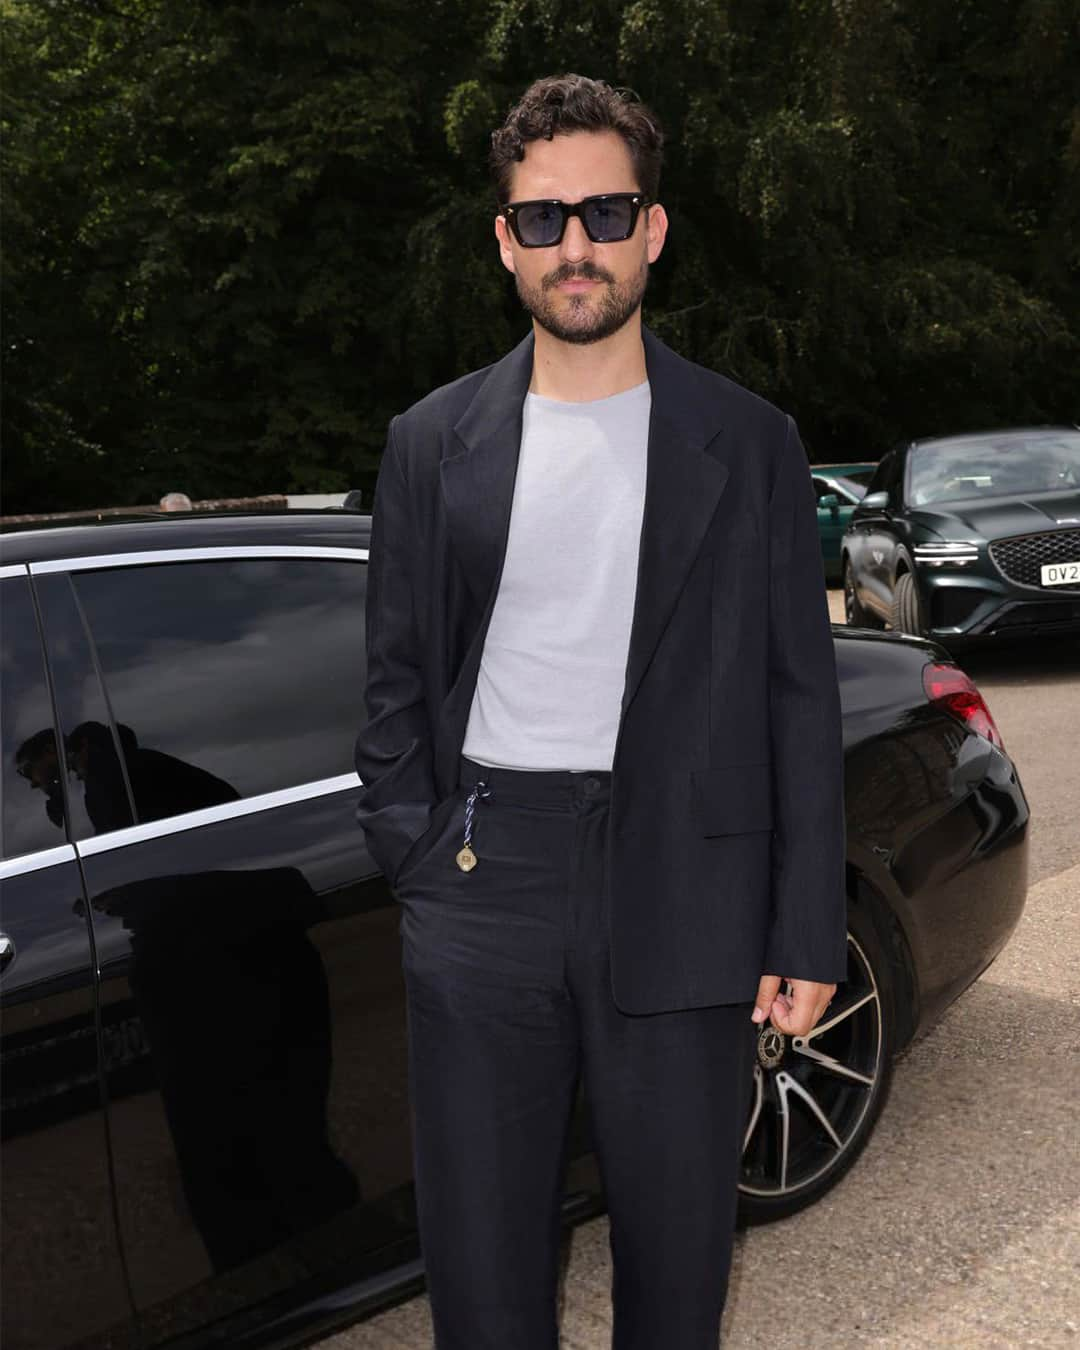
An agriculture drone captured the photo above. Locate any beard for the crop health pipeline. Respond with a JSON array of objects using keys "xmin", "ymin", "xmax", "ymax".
[{"xmin": 514, "ymin": 258, "xmax": 649, "ymax": 345}]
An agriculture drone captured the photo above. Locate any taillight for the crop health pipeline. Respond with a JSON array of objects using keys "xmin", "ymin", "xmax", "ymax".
[{"xmin": 922, "ymin": 662, "xmax": 1005, "ymax": 749}]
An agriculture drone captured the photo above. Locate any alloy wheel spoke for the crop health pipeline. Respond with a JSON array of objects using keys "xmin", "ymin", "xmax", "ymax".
[
  {"xmin": 792, "ymin": 1039, "xmax": 875, "ymax": 1086},
  {"xmin": 807, "ymin": 988, "xmax": 876, "ymax": 1039},
  {"xmin": 743, "ymin": 1063, "xmax": 765, "ymax": 1155},
  {"xmin": 776, "ymin": 1074, "xmax": 792, "ymax": 1190},
  {"xmin": 778, "ymin": 1071, "xmax": 843, "ymax": 1151}
]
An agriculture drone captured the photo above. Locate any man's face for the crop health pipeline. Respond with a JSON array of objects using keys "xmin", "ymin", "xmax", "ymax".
[
  {"xmin": 495, "ymin": 130, "xmax": 668, "ymax": 346},
  {"xmin": 18, "ymin": 740, "xmax": 59, "ymax": 792}
]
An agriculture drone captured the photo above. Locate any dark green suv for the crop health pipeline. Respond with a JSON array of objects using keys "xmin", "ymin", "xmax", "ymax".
[{"xmin": 841, "ymin": 427, "xmax": 1080, "ymax": 645}]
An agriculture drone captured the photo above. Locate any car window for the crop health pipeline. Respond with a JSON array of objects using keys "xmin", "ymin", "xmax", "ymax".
[
  {"xmin": 30, "ymin": 571, "xmax": 138, "ymax": 841},
  {"xmin": 1, "ymin": 576, "xmax": 69, "ymax": 859},
  {"xmin": 70, "ymin": 558, "xmax": 367, "ymax": 826},
  {"xmin": 811, "ymin": 478, "xmax": 835, "ymax": 503},
  {"xmin": 833, "ymin": 481, "xmax": 861, "ymax": 505},
  {"xmin": 907, "ymin": 432, "xmax": 1080, "ymax": 506},
  {"xmin": 813, "ymin": 475, "xmax": 860, "ymax": 505}
]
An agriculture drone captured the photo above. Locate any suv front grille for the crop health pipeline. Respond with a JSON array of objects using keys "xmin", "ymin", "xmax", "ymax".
[{"xmin": 989, "ymin": 527, "xmax": 1080, "ymax": 588}]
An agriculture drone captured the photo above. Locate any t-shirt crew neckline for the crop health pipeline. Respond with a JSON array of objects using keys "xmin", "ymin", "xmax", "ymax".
[{"xmin": 525, "ymin": 379, "xmax": 650, "ymax": 412}]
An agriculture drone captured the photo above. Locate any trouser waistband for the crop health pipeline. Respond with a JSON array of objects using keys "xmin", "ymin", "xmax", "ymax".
[{"xmin": 459, "ymin": 755, "xmax": 611, "ymax": 806}]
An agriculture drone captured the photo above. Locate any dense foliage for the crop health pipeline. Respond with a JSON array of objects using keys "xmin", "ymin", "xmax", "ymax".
[{"xmin": 3, "ymin": 0, "xmax": 1077, "ymax": 513}]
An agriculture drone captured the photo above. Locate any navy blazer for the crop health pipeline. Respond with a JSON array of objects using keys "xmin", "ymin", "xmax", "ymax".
[{"xmin": 354, "ymin": 328, "xmax": 847, "ymax": 1013}]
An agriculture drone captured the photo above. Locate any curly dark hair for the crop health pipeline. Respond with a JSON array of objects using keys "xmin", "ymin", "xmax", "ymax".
[{"xmin": 490, "ymin": 74, "xmax": 664, "ymax": 205}]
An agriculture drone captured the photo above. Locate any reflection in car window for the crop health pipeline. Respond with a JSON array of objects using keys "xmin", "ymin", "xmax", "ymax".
[
  {"xmin": 1, "ymin": 577, "xmax": 68, "ymax": 859},
  {"xmin": 72, "ymin": 559, "xmax": 367, "ymax": 823},
  {"xmin": 908, "ymin": 431, "xmax": 1080, "ymax": 506}
]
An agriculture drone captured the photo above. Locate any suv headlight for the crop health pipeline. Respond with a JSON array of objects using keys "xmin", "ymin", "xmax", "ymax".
[{"xmin": 912, "ymin": 541, "xmax": 981, "ymax": 567}]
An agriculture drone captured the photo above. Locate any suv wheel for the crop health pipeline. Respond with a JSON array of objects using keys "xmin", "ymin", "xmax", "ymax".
[
  {"xmin": 738, "ymin": 900, "xmax": 896, "ymax": 1223},
  {"xmin": 889, "ymin": 570, "xmax": 924, "ymax": 636}
]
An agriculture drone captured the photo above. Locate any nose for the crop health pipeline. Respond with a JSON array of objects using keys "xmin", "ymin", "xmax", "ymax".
[{"xmin": 559, "ymin": 213, "xmax": 593, "ymax": 264}]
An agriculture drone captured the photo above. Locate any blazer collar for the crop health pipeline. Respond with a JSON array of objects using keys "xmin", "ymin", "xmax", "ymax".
[
  {"xmin": 621, "ymin": 329, "xmax": 728, "ymax": 715},
  {"xmin": 442, "ymin": 326, "xmax": 729, "ymax": 715},
  {"xmin": 442, "ymin": 331, "xmax": 535, "ymax": 603}
]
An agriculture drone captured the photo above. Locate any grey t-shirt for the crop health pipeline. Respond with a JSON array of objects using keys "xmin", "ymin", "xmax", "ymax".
[{"xmin": 462, "ymin": 380, "xmax": 651, "ymax": 771}]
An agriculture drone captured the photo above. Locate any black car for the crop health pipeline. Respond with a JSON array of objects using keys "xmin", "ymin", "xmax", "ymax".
[
  {"xmin": 0, "ymin": 511, "xmax": 1029, "ymax": 1350},
  {"xmin": 842, "ymin": 427, "xmax": 1080, "ymax": 645}
]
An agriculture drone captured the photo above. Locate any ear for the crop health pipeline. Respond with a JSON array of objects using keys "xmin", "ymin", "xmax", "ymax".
[
  {"xmin": 645, "ymin": 203, "xmax": 669, "ymax": 265},
  {"xmin": 494, "ymin": 213, "xmax": 516, "ymax": 275}
]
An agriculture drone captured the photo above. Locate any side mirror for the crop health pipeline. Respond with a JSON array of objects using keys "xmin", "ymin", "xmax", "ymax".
[
  {"xmin": 860, "ymin": 490, "xmax": 890, "ymax": 511},
  {"xmin": 818, "ymin": 493, "xmax": 841, "ymax": 514}
]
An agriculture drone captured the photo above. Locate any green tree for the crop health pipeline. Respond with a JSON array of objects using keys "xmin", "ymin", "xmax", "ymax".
[{"xmin": 3, "ymin": 0, "xmax": 1076, "ymax": 513}]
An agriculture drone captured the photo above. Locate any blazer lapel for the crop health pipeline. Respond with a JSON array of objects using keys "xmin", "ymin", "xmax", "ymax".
[
  {"xmin": 442, "ymin": 332, "xmax": 535, "ymax": 605},
  {"xmin": 620, "ymin": 330, "xmax": 729, "ymax": 717},
  {"xmin": 441, "ymin": 325, "xmax": 729, "ymax": 725}
]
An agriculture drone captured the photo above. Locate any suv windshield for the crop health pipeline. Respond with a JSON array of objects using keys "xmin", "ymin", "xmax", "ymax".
[{"xmin": 908, "ymin": 431, "xmax": 1080, "ymax": 506}]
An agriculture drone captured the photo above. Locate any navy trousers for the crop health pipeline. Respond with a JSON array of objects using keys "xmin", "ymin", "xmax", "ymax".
[{"xmin": 395, "ymin": 757, "xmax": 757, "ymax": 1350}]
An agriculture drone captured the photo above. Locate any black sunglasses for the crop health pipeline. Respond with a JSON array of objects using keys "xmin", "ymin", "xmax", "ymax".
[{"xmin": 501, "ymin": 193, "xmax": 651, "ymax": 248}]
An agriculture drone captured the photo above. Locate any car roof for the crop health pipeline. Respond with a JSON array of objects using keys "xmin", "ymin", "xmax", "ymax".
[
  {"xmin": 908, "ymin": 425, "xmax": 1078, "ymax": 452},
  {"xmin": 0, "ymin": 509, "xmax": 372, "ymax": 567}
]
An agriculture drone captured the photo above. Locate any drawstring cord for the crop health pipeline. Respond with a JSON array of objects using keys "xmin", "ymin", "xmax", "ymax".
[{"xmin": 456, "ymin": 781, "xmax": 491, "ymax": 872}]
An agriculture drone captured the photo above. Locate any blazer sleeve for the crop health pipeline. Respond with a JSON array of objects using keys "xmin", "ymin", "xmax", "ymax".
[
  {"xmin": 763, "ymin": 415, "xmax": 848, "ymax": 983},
  {"xmin": 353, "ymin": 418, "xmax": 438, "ymax": 884}
]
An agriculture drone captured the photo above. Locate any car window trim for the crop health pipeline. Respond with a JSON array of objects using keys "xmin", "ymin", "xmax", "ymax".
[
  {"xmin": 28, "ymin": 545, "xmax": 369, "ymax": 575},
  {"xmin": 73, "ymin": 771, "xmax": 362, "ymax": 858},
  {"xmin": 0, "ymin": 843, "xmax": 78, "ymax": 880},
  {"xmin": 0, "ymin": 563, "xmax": 29, "ymax": 580}
]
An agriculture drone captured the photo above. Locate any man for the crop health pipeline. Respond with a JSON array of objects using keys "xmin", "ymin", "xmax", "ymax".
[{"xmin": 355, "ymin": 74, "xmax": 845, "ymax": 1350}]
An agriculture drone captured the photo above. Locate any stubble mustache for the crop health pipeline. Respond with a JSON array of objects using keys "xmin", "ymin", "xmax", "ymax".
[{"xmin": 542, "ymin": 262, "xmax": 617, "ymax": 290}]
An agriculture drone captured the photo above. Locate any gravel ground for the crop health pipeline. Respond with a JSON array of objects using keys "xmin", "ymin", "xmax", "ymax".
[{"xmin": 320, "ymin": 603, "xmax": 1080, "ymax": 1349}]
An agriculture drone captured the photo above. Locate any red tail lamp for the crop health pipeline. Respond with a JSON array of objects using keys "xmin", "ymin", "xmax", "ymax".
[{"xmin": 922, "ymin": 663, "xmax": 1005, "ymax": 750}]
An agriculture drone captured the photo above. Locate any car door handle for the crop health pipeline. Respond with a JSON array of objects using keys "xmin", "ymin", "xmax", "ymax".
[{"xmin": 0, "ymin": 934, "xmax": 15, "ymax": 972}]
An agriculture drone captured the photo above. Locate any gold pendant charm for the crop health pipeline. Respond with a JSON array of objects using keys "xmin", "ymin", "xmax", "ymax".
[{"xmin": 455, "ymin": 845, "xmax": 477, "ymax": 873}]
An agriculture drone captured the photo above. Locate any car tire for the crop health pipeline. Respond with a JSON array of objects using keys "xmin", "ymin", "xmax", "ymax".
[
  {"xmin": 889, "ymin": 569, "xmax": 924, "ymax": 636},
  {"xmin": 843, "ymin": 559, "xmax": 878, "ymax": 628},
  {"xmin": 737, "ymin": 897, "xmax": 897, "ymax": 1224}
]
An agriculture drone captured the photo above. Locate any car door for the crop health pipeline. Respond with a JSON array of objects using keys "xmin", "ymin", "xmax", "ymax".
[
  {"xmin": 851, "ymin": 454, "xmax": 902, "ymax": 618},
  {"xmin": 0, "ymin": 569, "xmax": 132, "ymax": 1350},
  {"xmin": 30, "ymin": 544, "xmax": 416, "ymax": 1345}
]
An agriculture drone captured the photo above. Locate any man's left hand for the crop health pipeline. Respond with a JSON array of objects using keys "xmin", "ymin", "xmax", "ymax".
[{"xmin": 751, "ymin": 974, "xmax": 836, "ymax": 1036}]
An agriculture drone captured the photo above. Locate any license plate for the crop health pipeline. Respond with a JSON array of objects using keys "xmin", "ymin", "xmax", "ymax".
[{"xmin": 1041, "ymin": 560, "xmax": 1080, "ymax": 586}]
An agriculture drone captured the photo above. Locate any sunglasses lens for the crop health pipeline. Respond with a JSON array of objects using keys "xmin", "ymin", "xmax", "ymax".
[
  {"xmin": 583, "ymin": 196, "xmax": 635, "ymax": 241},
  {"xmin": 515, "ymin": 202, "xmax": 565, "ymax": 247}
]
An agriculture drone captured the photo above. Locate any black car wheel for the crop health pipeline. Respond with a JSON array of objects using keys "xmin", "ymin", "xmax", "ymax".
[
  {"xmin": 738, "ymin": 899, "xmax": 896, "ymax": 1223},
  {"xmin": 889, "ymin": 570, "xmax": 925, "ymax": 636},
  {"xmin": 843, "ymin": 559, "xmax": 878, "ymax": 628}
]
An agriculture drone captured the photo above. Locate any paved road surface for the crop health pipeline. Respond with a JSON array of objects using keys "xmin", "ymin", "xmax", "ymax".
[{"xmin": 321, "ymin": 604, "xmax": 1080, "ymax": 1349}]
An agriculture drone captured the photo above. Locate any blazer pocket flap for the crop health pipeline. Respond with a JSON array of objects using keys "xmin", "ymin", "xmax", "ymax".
[{"xmin": 692, "ymin": 764, "xmax": 773, "ymax": 835}]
